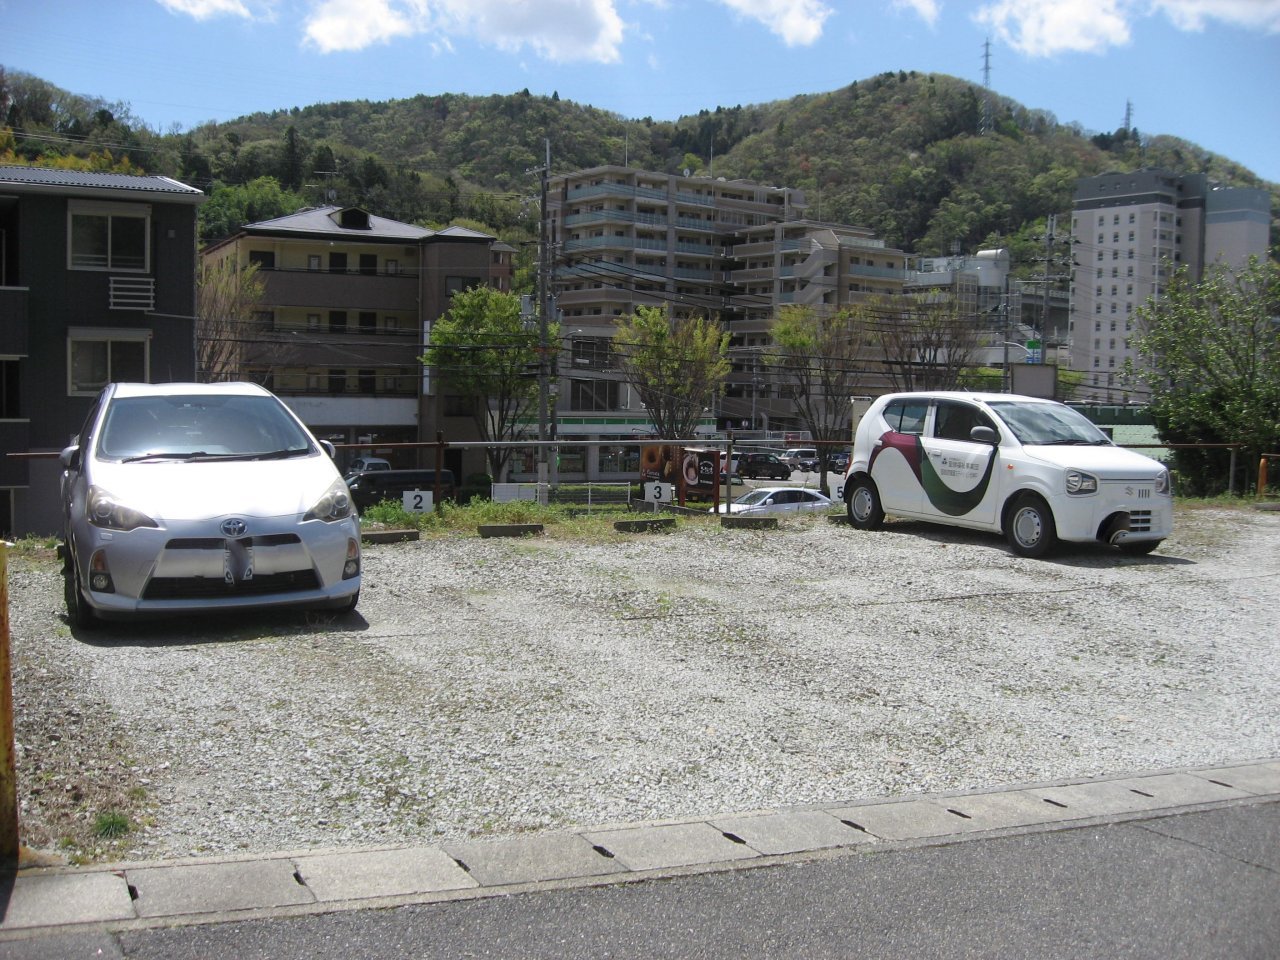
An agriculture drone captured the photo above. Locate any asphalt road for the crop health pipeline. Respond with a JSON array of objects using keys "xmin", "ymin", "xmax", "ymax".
[{"xmin": 21, "ymin": 799, "xmax": 1280, "ymax": 960}]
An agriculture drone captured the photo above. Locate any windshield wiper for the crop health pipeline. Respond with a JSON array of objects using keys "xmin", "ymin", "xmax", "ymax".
[
  {"xmin": 122, "ymin": 451, "xmax": 210, "ymax": 463},
  {"xmin": 250, "ymin": 448, "xmax": 309, "ymax": 461}
]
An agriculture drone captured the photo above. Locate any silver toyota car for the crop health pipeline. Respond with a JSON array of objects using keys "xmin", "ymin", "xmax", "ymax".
[{"xmin": 59, "ymin": 382, "xmax": 361, "ymax": 626}]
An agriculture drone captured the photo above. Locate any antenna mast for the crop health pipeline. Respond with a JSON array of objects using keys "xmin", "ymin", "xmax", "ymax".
[{"xmin": 980, "ymin": 38, "xmax": 993, "ymax": 136}]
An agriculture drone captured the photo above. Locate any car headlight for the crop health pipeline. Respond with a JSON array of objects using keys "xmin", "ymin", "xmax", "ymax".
[
  {"xmin": 1065, "ymin": 470, "xmax": 1098, "ymax": 495},
  {"xmin": 1155, "ymin": 468, "xmax": 1172, "ymax": 495},
  {"xmin": 304, "ymin": 480, "xmax": 354, "ymax": 522},
  {"xmin": 86, "ymin": 485, "xmax": 159, "ymax": 531}
]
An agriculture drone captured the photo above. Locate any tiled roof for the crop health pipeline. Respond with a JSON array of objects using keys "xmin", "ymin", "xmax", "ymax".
[
  {"xmin": 245, "ymin": 205, "xmax": 433, "ymax": 241},
  {"xmin": 244, "ymin": 207, "xmax": 497, "ymax": 243},
  {"xmin": 0, "ymin": 164, "xmax": 204, "ymax": 198}
]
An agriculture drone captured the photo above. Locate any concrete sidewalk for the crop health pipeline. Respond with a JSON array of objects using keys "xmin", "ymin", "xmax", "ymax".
[{"xmin": 2, "ymin": 758, "xmax": 1277, "ymax": 944}]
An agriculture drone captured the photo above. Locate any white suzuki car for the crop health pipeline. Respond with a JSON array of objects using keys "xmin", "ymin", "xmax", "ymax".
[
  {"xmin": 59, "ymin": 382, "xmax": 362, "ymax": 626},
  {"xmin": 840, "ymin": 392, "xmax": 1172, "ymax": 558}
]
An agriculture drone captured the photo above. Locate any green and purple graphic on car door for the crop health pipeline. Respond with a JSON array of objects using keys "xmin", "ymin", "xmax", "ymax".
[{"xmin": 869, "ymin": 430, "xmax": 996, "ymax": 516}]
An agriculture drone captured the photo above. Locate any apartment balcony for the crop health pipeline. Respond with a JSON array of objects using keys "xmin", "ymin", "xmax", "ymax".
[
  {"xmin": 564, "ymin": 210, "xmax": 669, "ymax": 230},
  {"xmin": 261, "ymin": 269, "xmax": 420, "ymax": 312},
  {"xmin": 0, "ymin": 287, "xmax": 29, "ymax": 354},
  {"xmin": 567, "ymin": 182, "xmax": 669, "ymax": 204},
  {"xmin": 846, "ymin": 261, "xmax": 906, "ymax": 281},
  {"xmin": 563, "ymin": 236, "xmax": 668, "ymax": 255}
]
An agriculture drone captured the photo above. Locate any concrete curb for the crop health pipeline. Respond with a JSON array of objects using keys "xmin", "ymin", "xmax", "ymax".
[{"xmin": 2, "ymin": 758, "xmax": 1277, "ymax": 940}]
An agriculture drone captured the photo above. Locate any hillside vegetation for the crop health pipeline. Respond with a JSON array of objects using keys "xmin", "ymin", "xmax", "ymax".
[{"xmin": 3, "ymin": 66, "xmax": 1276, "ymax": 275}]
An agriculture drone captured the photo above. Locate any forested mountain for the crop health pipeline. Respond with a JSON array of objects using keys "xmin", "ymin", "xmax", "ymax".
[{"xmin": 3, "ymin": 65, "xmax": 1276, "ymax": 274}]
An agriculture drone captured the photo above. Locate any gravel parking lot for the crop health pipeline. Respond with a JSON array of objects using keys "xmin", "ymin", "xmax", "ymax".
[{"xmin": 7, "ymin": 505, "xmax": 1280, "ymax": 863}]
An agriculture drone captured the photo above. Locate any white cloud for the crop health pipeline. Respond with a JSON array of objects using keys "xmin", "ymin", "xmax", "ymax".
[
  {"xmin": 892, "ymin": 0, "xmax": 941, "ymax": 27},
  {"xmin": 301, "ymin": 0, "xmax": 625, "ymax": 61},
  {"xmin": 975, "ymin": 0, "xmax": 1131, "ymax": 56},
  {"xmin": 1152, "ymin": 0, "xmax": 1280, "ymax": 33},
  {"xmin": 304, "ymin": 0, "xmax": 419, "ymax": 51},
  {"xmin": 715, "ymin": 0, "xmax": 835, "ymax": 46},
  {"xmin": 976, "ymin": 0, "xmax": 1280, "ymax": 57},
  {"xmin": 155, "ymin": 0, "xmax": 257, "ymax": 18}
]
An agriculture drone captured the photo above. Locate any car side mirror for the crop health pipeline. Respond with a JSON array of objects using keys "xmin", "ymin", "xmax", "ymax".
[
  {"xmin": 319, "ymin": 439, "xmax": 337, "ymax": 458},
  {"xmin": 59, "ymin": 444, "xmax": 81, "ymax": 470},
  {"xmin": 970, "ymin": 426, "xmax": 999, "ymax": 445}
]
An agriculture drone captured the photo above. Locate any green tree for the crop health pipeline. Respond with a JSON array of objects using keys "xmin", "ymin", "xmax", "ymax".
[
  {"xmin": 767, "ymin": 305, "xmax": 873, "ymax": 487},
  {"xmin": 421, "ymin": 287, "xmax": 547, "ymax": 479},
  {"xmin": 1127, "ymin": 256, "xmax": 1280, "ymax": 495},
  {"xmin": 199, "ymin": 176, "xmax": 306, "ymax": 241},
  {"xmin": 614, "ymin": 305, "xmax": 730, "ymax": 439}
]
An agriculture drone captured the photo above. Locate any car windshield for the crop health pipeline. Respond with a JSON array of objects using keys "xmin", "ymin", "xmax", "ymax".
[
  {"xmin": 98, "ymin": 394, "xmax": 315, "ymax": 462},
  {"xmin": 987, "ymin": 401, "xmax": 1112, "ymax": 446},
  {"xmin": 735, "ymin": 490, "xmax": 773, "ymax": 505}
]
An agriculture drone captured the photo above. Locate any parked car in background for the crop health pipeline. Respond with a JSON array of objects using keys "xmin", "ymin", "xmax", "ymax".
[
  {"xmin": 796, "ymin": 454, "xmax": 822, "ymax": 472},
  {"xmin": 738, "ymin": 453, "xmax": 792, "ymax": 480},
  {"xmin": 781, "ymin": 447, "xmax": 818, "ymax": 470},
  {"xmin": 344, "ymin": 456, "xmax": 391, "ymax": 480},
  {"xmin": 58, "ymin": 382, "xmax": 362, "ymax": 626},
  {"xmin": 841, "ymin": 391, "xmax": 1172, "ymax": 558},
  {"xmin": 710, "ymin": 486, "xmax": 835, "ymax": 516},
  {"xmin": 825, "ymin": 450, "xmax": 851, "ymax": 473},
  {"xmin": 347, "ymin": 468, "xmax": 457, "ymax": 511}
]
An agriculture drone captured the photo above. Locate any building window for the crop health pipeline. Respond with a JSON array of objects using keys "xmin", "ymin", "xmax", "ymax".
[
  {"xmin": 359, "ymin": 254, "xmax": 378, "ymax": 276},
  {"xmin": 571, "ymin": 337, "xmax": 615, "ymax": 370},
  {"xmin": 358, "ymin": 369, "xmax": 376, "ymax": 394},
  {"xmin": 248, "ymin": 250, "xmax": 275, "ymax": 270},
  {"xmin": 67, "ymin": 328, "xmax": 150, "ymax": 396},
  {"xmin": 328, "ymin": 369, "xmax": 346, "ymax": 393},
  {"xmin": 446, "ymin": 276, "xmax": 481, "ymax": 295},
  {"xmin": 329, "ymin": 311, "xmax": 347, "ymax": 334},
  {"xmin": 570, "ymin": 378, "xmax": 620, "ymax": 411},
  {"xmin": 307, "ymin": 314, "xmax": 321, "ymax": 331},
  {"xmin": 386, "ymin": 259, "xmax": 398, "ymax": 275},
  {"xmin": 328, "ymin": 252, "xmax": 347, "ymax": 274},
  {"xmin": 0, "ymin": 359, "xmax": 20, "ymax": 418},
  {"xmin": 308, "ymin": 255, "xmax": 321, "ymax": 271},
  {"xmin": 359, "ymin": 311, "xmax": 376, "ymax": 331},
  {"xmin": 68, "ymin": 201, "xmax": 149, "ymax": 272},
  {"xmin": 442, "ymin": 394, "xmax": 472, "ymax": 417}
]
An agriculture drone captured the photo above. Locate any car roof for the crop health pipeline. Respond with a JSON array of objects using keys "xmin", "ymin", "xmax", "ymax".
[
  {"xmin": 751, "ymin": 486, "xmax": 829, "ymax": 497},
  {"xmin": 878, "ymin": 391, "xmax": 1057, "ymax": 405},
  {"xmin": 109, "ymin": 381, "xmax": 273, "ymax": 399}
]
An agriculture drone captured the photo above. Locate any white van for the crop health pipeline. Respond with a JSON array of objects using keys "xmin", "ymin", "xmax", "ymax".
[{"xmin": 841, "ymin": 392, "xmax": 1172, "ymax": 558}]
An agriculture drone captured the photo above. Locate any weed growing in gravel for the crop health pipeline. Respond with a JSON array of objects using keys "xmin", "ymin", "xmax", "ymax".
[{"xmin": 93, "ymin": 810, "xmax": 131, "ymax": 839}]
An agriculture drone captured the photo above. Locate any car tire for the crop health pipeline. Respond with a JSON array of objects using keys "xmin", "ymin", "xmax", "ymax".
[
  {"xmin": 1006, "ymin": 494, "xmax": 1057, "ymax": 559},
  {"xmin": 63, "ymin": 550, "xmax": 98, "ymax": 630},
  {"xmin": 846, "ymin": 477, "xmax": 884, "ymax": 530},
  {"xmin": 334, "ymin": 590, "xmax": 360, "ymax": 613}
]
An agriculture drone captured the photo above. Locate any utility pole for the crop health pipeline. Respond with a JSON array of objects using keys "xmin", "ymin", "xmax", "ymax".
[
  {"xmin": 980, "ymin": 38, "xmax": 993, "ymax": 136},
  {"xmin": 528, "ymin": 140, "xmax": 552, "ymax": 483}
]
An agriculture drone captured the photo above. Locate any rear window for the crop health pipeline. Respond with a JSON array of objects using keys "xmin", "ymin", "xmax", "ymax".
[{"xmin": 881, "ymin": 399, "xmax": 928, "ymax": 435}]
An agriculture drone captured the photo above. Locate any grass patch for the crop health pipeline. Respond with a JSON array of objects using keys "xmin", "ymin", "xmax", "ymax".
[
  {"xmin": 360, "ymin": 498, "xmax": 705, "ymax": 542},
  {"xmin": 93, "ymin": 810, "xmax": 131, "ymax": 839}
]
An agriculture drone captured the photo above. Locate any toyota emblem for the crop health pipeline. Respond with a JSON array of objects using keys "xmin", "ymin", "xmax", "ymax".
[{"xmin": 221, "ymin": 518, "xmax": 248, "ymax": 537}]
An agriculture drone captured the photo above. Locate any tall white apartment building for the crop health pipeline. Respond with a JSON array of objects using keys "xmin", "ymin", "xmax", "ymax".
[
  {"xmin": 544, "ymin": 166, "xmax": 906, "ymax": 446},
  {"xmin": 1069, "ymin": 170, "xmax": 1270, "ymax": 402}
]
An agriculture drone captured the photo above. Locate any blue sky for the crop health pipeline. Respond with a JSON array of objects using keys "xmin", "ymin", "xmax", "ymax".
[{"xmin": 3, "ymin": 0, "xmax": 1279, "ymax": 183}]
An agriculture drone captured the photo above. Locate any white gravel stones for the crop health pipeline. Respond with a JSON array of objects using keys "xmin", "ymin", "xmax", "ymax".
[{"xmin": 8, "ymin": 507, "xmax": 1280, "ymax": 861}]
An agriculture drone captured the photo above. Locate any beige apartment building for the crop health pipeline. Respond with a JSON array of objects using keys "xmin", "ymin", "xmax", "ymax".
[
  {"xmin": 544, "ymin": 166, "xmax": 906, "ymax": 464},
  {"xmin": 1069, "ymin": 171, "xmax": 1271, "ymax": 403},
  {"xmin": 201, "ymin": 205, "xmax": 512, "ymax": 479}
]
